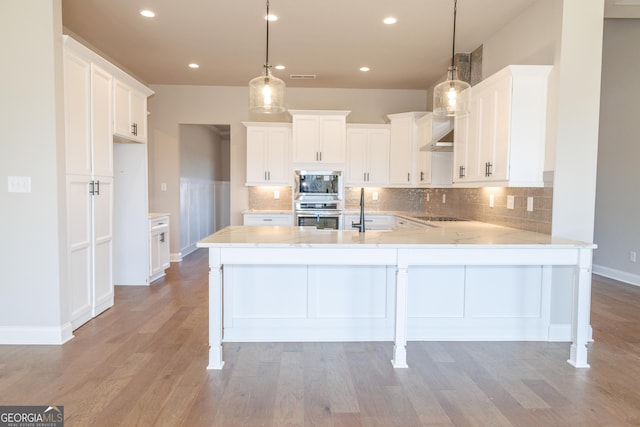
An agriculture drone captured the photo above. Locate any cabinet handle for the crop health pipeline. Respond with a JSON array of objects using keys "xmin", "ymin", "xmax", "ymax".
[
  {"xmin": 160, "ymin": 232, "xmax": 165, "ymax": 243},
  {"xmin": 367, "ymin": 172, "xmax": 370, "ymax": 181},
  {"xmin": 89, "ymin": 181, "xmax": 95, "ymax": 195},
  {"xmin": 268, "ymin": 171, "xmax": 271, "ymax": 180},
  {"xmin": 420, "ymin": 171, "xmax": 425, "ymax": 181},
  {"xmin": 263, "ymin": 218, "xmax": 273, "ymax": 222},
  {"xmin": 316, "ymin": 152, "xmax": 319, "ymax": 161},
  {"xmin": 95, "ymin": 180, "xmax": 100, "ymax": 196},
  {"xmin": 459, "ymin": 165, "xmax": 466, "ymax": 178},
  {"xmin": 485, "ymin": 162, "xmax": 493, "ymax": 177},
  {"xmin": 407, "ymin": 173, "xmax": 410, "ymax": 182},
  {"xmin": 319, "ymin": 152, "xmax": 322, "ymax": 161},
  {"xmin": 131, "ymin": 123, "xmax": 138, "ymax": 136}
]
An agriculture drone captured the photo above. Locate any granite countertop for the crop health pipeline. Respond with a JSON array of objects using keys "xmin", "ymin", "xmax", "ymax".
[{"xmin": 197, "ymin": 222, "xmax": 594, "ymax": 249}]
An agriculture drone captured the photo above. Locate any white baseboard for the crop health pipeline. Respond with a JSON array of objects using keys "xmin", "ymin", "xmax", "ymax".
[
  {"xmin": 548, "ymin": 324, "xmax": 593, "ymax": 342},
  {"xmin": 0, "ymin": 323, "xmax": 74, "ymax": 345},
  {"xmin": 170, "ymin": 252, "xmax": 183, "ymax": 262},
  {"xmin": 593, "ymin": 264, "xmax": 640, "ymax": 287}
]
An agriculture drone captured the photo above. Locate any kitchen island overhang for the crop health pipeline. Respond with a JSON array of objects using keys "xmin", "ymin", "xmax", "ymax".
[{"xmin": 197, "ymin": 224, "xmax": 596, "ymax": 370}]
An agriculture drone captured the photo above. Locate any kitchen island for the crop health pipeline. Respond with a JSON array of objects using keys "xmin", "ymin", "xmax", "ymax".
[{"xmin": 197, "ymin": 222, "xmax": 595, "ymax": 370}]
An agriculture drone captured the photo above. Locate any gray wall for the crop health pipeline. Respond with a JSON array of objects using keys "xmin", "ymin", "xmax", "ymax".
[
  {"xmin": 0, "ymin": 0, "xmax": 70, "ymax": 341},
  {"xmin": 594, "ymin": 19, "xmax": 640, "ymax": 285},
  {"xmin": 147, "ymin": 86, "xmax": 428, "ymax": 255}
]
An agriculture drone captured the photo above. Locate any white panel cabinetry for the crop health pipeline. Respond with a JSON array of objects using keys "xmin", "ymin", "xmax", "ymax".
[
  {"xmin": 149, "ymin": 215, "xmax": 170, "ymax": 282},
  {"xmin": 453, "ymin": 65, "xmax": 552, "ymax": 187},
  {"xmin": 243, "ymin": 122, "xmax": 291, "ymax": 185},
  {"xmin": 243, "ymin": 213, "xmax": 293, "ymax": 226},
  {"xmin": 290, "ymin": 110, "xmax": 350, "ymax": 165},
  {"xmin": 345, "ymin": 124, "xmax": 390, "ymax": 186},
  {"xmin": 114, "ymin": 79, "xmax": 148, "ymax": 143},
  {"xmin": 387, "ymin": 112, "xmax": 427, "ymax": 186},
  {"xmin": 63, "ymin": 40, "xmax": 115, "ymax": 328}
]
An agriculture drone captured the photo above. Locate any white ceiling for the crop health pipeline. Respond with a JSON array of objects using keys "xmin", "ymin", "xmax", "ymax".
[{"xmin": 62, "ymin": 0, "xmax": 640, "ymax": 90}]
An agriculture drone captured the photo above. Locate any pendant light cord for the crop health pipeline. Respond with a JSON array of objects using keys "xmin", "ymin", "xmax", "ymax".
[
  {"xmin": 451, "ymin": 0, "xmax": 457, "ymax": 68},
  {"xmin": 265, "ymin": 0, "xmax": 270, "ymax": 72}
]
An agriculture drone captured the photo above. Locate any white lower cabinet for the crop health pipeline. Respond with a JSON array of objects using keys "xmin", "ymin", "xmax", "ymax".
[
  {"xmin": 149, "ymin": 215, "xmax": 170, "ymax": 282},
  {"xmin": 243, "ymin": 213, "xmax": 293, "ymax": 226},
  {"xmin": 220, "ymin": 264, "xmax": 549, "ymax": 341},
  {"xmin": 342, "ymin": 213, "xmax": 395, "ymax": 231},
  {"xmin": 66, "ymin": 175, "xmax": 113, "ymax": 329}
]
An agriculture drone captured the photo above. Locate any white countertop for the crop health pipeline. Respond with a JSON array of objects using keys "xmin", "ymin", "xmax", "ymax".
[{"xmin": 197, "ymin": 222, "xmax": 594, "ymax": 249}]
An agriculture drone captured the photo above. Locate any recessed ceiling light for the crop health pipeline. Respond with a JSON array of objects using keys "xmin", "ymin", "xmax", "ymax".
[
  {"xmin": 383, "ymin": 17, "xmax": 397, "ymax": 25},
  {"xmin": 275, "ymin": 65, "xmax": 286, "ymax": 70},
  {"xmin": 265, "ymin": 14, "xmax": 278, "ymax": 21},
  {"xmin": 140, "ymin": 10, "xmax": 156, "ymax": 18},
  {"xmin": 360, "ymin": 67, "xmax": 370, "ymax": 72},
  {"xmin": 188, "ymin": 63, "xmax": 199, "ymax": 69}
]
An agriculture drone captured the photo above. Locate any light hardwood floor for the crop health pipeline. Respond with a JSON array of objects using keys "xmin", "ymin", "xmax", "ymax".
[{"xmin": 1, "ymin": 249, "xmax": 640, "ymax": 426}]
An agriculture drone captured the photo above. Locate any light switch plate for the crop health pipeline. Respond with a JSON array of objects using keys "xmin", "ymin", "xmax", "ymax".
[
  {"xmin": 274, "ymin": 190, "xmax": 280, "ymax": 199},
  {"xmin": 372, "ymin": 191, "xmax": 378, "ymax": 201},
  {"xmin": 8, "ymin": 176, "xmax": 31, "ymax": 193},
  {"xmin": 507, "ymin": 195, "xmax": 515, "ymax": 210},
  {"xmin": 489, "ymin": 194, "xmax": 494, "ymax": 208},
  {"xmin": 527, "ymin": 197, "xmax": 534, "ymax": 212}
]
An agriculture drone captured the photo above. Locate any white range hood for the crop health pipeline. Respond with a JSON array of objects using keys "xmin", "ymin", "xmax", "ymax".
[{"xmin": 420, "ymin": 116, "xmax": 454, "ymax": 152}]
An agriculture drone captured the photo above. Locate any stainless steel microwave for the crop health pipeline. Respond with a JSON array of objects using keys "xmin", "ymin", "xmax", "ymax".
[{"xmin": 293, "ymin": 170, "xmax": 343, "ymax": 201}]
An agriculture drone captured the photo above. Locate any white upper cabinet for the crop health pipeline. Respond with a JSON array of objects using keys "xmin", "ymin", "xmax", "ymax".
[
  {"xmin": 114, "ymin": 79, "xmax": 149, "ymax": 143},
  {"xmin": 290, "ymin": 110, "xmax": 350, "ymax": 165},
  {"xmin": 244, "ymin": 122, "xmax": 291, "ymax": 185},
  {"xmin": 387, "ymin": 112, "xmax": 427, "ymax": 186},
  {"xmin": 345, "ymin": 124, "xmax": 390, "ymax": 186},
  {"xmin": 453, "ymin": 65, "xmax": 552, "ymax": 187}
]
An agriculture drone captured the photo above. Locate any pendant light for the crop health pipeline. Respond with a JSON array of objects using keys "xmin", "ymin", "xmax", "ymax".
[
  {"xmin": 433, "ymin": 0, "xmax": 470, "ymax": 117},
  {"xmin": 249, "ymin": 0, "xmax": 286, "ymax": 114}
]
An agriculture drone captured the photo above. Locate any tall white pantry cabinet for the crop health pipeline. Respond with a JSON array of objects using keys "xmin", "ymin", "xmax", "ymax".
[{"xmin": 63, "ymin": 36, "xmax": 154, "ymax": 330}]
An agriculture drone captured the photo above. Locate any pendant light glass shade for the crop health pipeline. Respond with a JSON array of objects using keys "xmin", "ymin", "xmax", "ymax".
[
  {"xmin": 249, "ymin": 0, "xmax": 286, "ymax": 114},
  {"xmin": 249, "ymin": 70, "xmax": 286, "ymax": 114},
  {"xmin": 433, "ymin": 0, "xmax": 470, "ymax": 117},
  {"xmin": 433, "ymin": 66, "xmax": 470, "ymax": 117}
]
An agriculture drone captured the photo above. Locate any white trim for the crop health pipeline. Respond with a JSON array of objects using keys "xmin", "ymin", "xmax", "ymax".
[
  {"xmin": 170, "ymin": 252, "xmax": 184, "ymax": 262},
  {"xmin": 0, "ymin": 324, "xmax": 74, "ymax": 345},
  {"xmin": 593, "ymin": 264, "xmax": 640, "ymax": 287}
]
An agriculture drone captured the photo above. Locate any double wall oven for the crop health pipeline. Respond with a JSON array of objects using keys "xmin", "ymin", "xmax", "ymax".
[{"xmin": 293, "ymin": 170, "xmax": 343, "ymax": 230}]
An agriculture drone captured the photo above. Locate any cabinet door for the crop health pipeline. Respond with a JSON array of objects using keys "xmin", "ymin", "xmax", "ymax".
[
  {"xmin": 366, "ymin": 128, "xmax": 390, "ymax": 185},
  {"xmin": 482, "ymin": 77, "xmax": 511, "ymax": 182},
  {"xmin": 67, "ymin": 175, "xmax": 93, "ymax": 329},
  {"xmin": 159, "ymin": 228, "xmax": 170, "ymax": 269},
  {"xmin": 453, "ymin": 113, "xmax": 471, "ymax": 183},
  {"xmin": 113, "ymin": 79, "xmax": 131, "ymax": 138},
  {"xmin": 388, "ymin": 115, "xmax": 414, "ymax": 185},
  {"xmin": 91, "ymin": 65, "xmax": 113, "ymax": 177},
  {"xmin": 64, "ymin": 51, "xmax": 92, "ymax": 176},
  {"xmin": 345, "ymin": 128, "xmax": 368, "ymax": 185},
  {"xmin": 92, "ymin": 176, "xmax": 114, "ymax": 316},
  {"xmin": 265, "ymin": 127, "xmax": 290, "ymax": 184},
  {"xmin": 292, "ymin": 116, "xmax": 319, "ymax": 163},
  {"xmin": 318, "ymin": 117, "xmax": 346, "ymax": 163},
  {"xmin": 130, "ymin": 89, "xmax": 148, "ymax": 142},
  {"xmin": 246, "ymin": 127, "xmax": 268, "ymax": 184}
]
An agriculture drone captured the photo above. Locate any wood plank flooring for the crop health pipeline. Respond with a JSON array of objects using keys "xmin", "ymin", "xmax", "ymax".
[{"xmin": 2, "ymin": 249, "xmax": 640, "ymax": 426}]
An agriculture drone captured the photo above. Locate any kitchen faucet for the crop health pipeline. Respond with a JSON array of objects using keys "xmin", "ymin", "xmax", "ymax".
[{"xmin": 352, "ymin": 187, "xmax": 365, "ymax": 233}]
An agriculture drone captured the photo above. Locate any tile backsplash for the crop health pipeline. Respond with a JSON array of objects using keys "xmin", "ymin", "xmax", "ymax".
[
  {"xmin": 249, "ymin": 186, "xmax": 553, "ymax": 234},
  {"xmin": 344, "ymin": 186, "xmax": 553, "ymax": 234}
]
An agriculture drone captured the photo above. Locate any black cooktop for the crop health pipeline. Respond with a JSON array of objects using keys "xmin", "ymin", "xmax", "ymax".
[{"xmin": 414, "ymin": 216, "xmax": 468, "ymax": 222}]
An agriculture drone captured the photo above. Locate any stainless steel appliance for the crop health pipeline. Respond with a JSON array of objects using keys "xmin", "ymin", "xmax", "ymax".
[{"xmin": 294, "ymin": 171, "xmax": 343, "ymax": 230}]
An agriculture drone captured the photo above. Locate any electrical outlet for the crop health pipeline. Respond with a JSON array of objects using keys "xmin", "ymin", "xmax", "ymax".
[
  {"xmin": 507, "ymin": 195, "xmax": 515, "ymax": 210},
  {"xmin": 527, "ymin": 196, "xmax": 534, "ymax": 212},
  {"xmin": 442, "ymin": 194, "xmax": 446, "ymax": 204},
  {"xmin": 630, "ymin": 251, "xmax": 637, "ymax": 263},
  {"xmin": 160, "ymin": 182, "xmax": 167, "ymax": 191},
  {"xmin": 274, "ymin": 190, "xmax": 280, "ymax": 199},
  {"xmin": 426, "ymin": 193, "xmax": 430, "ymax": 202},
  {"xmin": 489, "ymin": 194, "xmax": 494, "ymax": 208},
  {"xmin": 372, "ymin": 191, "xmax": 378, "ymax": 201}
]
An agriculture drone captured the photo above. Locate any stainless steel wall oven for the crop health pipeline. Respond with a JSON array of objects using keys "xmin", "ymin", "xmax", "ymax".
[{"xmin": 293, "ymin": 170, "xmax": 343, "ymax": 230}]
